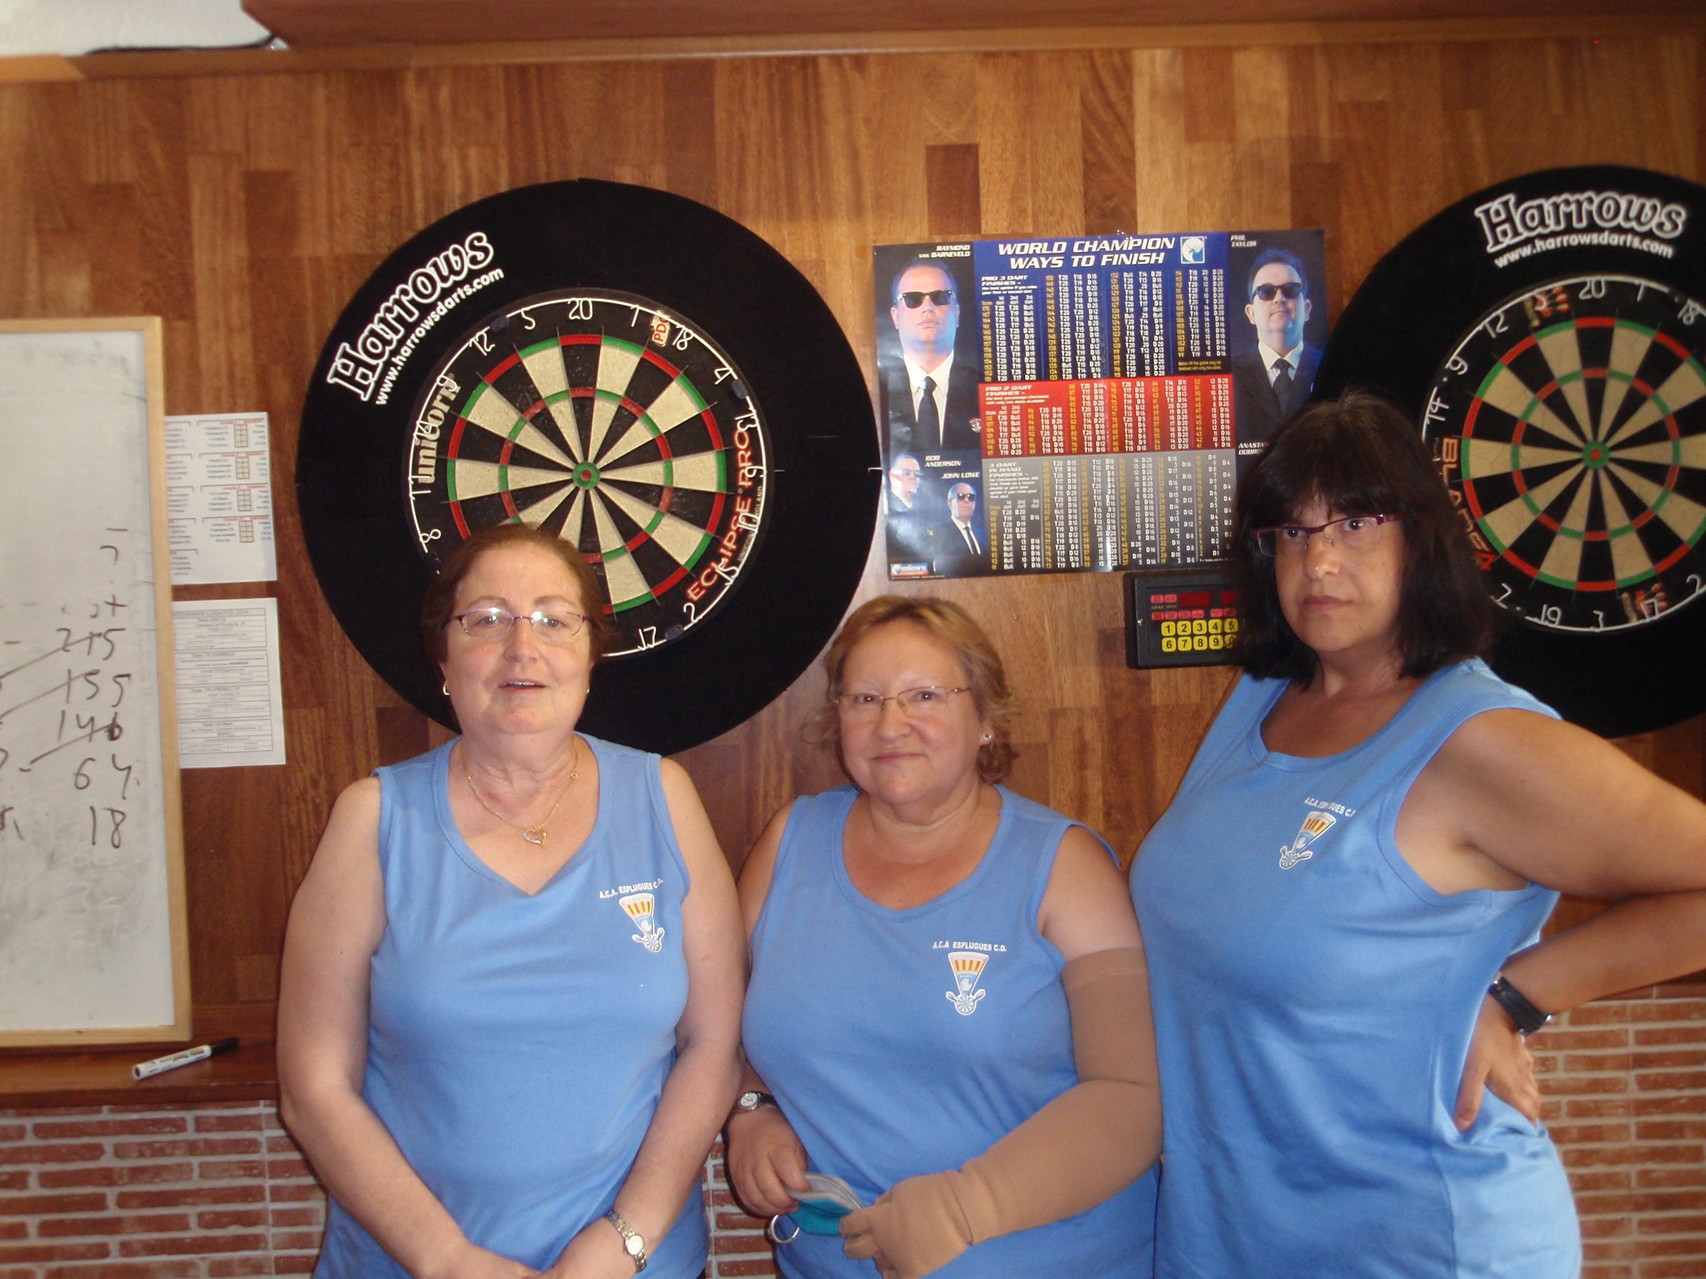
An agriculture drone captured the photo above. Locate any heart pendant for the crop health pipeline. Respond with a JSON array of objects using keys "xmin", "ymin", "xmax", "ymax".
[{"xmin": 522, "ymin": 827, "xmax": 547, "ymax": 846}]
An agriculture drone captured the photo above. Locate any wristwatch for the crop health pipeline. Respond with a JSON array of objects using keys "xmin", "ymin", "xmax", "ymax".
[
  {"xmin": 731, "ymin": 1089, "xmax": 776, "ymax": 1116},
  {"xmin": 1488, "ymin": 974, "xmax": 1553, "ymax": 1037},
  {"xmin": 604, "ymin": 1209, "xmax": 648, "ymax": 1273}
]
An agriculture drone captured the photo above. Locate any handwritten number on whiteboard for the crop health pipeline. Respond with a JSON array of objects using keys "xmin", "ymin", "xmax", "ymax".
[{"xmin": 86, "ymin": 806, "xmax": 127, "ymax": 848}]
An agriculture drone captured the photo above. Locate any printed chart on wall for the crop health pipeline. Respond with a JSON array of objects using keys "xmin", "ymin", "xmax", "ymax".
[{"xmin": 875, "ymin": 230, "xmax": 1326, "ymax": 579}]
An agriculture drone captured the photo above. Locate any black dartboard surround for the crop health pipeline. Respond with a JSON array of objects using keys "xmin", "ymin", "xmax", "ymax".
[
  {"xmin": 1315, "ymin": 165, "xmax": 1706, "ymax": 737},
  {"xmin": 297, "ymin": 180, "xmax": 879, "ymax": 755}
]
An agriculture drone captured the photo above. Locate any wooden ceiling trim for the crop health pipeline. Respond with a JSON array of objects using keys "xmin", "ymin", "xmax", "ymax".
[
  {"xmin": 0, "ymin": 12, "xmax": 1697, "ymax": 86},
  {"xmin": 238, "ymin": 0, "xmax": 1704, "ymax": 45}
]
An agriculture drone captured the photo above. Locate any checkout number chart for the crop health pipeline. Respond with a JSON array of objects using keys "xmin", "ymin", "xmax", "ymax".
[{"xmin": 876, "ymin": 230, "xmax": 1325, "ymax": 579}]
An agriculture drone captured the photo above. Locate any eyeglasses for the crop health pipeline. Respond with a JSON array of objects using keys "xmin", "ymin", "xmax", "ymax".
[
  {"xmin": 898, "ymin": 289, "xmax": 954, "ymax": 308},
  {"xmin": 950, "ymin": 491, "xmax": 976, "ymax": 502},
  {"xmin": 835, "ymin": 685, "xmax": 969, "ymax": 721},
  {"xmin": 892, "ymin": 466, "xmax": 921, "ymax": 479},
  {"xmin": 453, "ymin": 607, "xmax": 588, "ymax": 645},
  {"xmin": 1251, "ymin": 514, "xmax": 1399, "ymax": 558},
  {"xmin": 1252, "ymin": 282, "xmax": 1305, "ymax": 301}
]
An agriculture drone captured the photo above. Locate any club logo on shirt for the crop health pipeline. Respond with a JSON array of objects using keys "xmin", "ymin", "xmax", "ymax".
[
  {"xmin": 617, "ymin": 891, "xmax": 666, "ymax": 952},
  {"xmin": 1279, "ymin": 797, "xmax": 1355, "ymax": 869},
  {"xmin": 945, "ymin": 950, "xmax": 991, "ymax": 1015}
]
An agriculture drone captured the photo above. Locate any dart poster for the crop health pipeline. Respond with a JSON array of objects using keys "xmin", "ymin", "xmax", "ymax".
[{"xmin": 875, "ymin": 229, "xmax": 1326, "ymax": 579}]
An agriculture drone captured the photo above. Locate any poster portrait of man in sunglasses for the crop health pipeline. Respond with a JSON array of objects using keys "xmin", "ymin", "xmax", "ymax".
[
  {"xmin": 880, "ymin": 256, "xmax": 982, "ymax": 459},
  {"xmin": 1231, "ymin": 245, "xmax": 1325, "ymax": 446}
]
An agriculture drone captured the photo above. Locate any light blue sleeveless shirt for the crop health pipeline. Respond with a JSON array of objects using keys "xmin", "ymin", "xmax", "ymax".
[
  {"xmin": 1131, "ymin": 660, "xmax": 1579, "ymax": 1279},
  {"xmin": 314, "ymin": 736, "xmax": 708, "ymax": 1278},
  {"xmin": 743, "ymin": 786, "xmax": 1158, "ymax": 1279}
]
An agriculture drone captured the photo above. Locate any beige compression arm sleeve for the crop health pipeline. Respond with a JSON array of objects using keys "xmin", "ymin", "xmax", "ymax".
[{"xmin": 839, "ymin": 946, "xmax": 1160, "ymax": 1278}]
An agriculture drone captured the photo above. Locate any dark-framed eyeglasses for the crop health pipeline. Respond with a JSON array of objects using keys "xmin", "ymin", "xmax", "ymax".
[
  {"xmin": 834, "ymin": 685, "xmax": 970, "ymax": 721},
  {"xmin": 453, "ymin": 607, "xmax": 588, "ymax": 645},
  {"xmin": 1252, "ymin": 282, "xmax": 1305, "ymax": 301},
  {"xmin": 898, "ymin": 289, "xmax": 954, "ymax": 308},
  {"xmin": 1251, "ymin": 514, "xmax": 1399, "ymax": 558}
]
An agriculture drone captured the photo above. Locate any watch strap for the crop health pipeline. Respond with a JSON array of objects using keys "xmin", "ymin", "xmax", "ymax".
[
  {"xmin": 732, "ymin": 1089, "xmax": 777, "ymax": 1116},
  {"xmin": 604, "ymin": 1208, "xmax": 648, "ymax": 1272},
  {"xmin": 1488, "ymin": 974, "xmax": 1552, "ymax": 1036}
]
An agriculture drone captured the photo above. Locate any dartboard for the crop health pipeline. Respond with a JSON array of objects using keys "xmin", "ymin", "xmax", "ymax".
[
  {"xmin": 297, "ymin": 181, "xmax": 878, "ymax": 754},
  {"xmin": 407, "ymin": 290, "xmax": 767, "ymax": 657},
  {"xmin": 1431, "ymin": 275, "xmax": 1706, "ymax": 634},
  {"xmin": 1316, "ymin": 165, "xmax": 1706, "ymax": 736}
]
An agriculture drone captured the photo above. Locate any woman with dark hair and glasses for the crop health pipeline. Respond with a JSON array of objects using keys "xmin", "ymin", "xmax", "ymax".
[
  {"xmin": 1130, "ymin": 390, "xmax": 1706, "ymax": 1278},
  {"xmin": 279, "ymin": 523, "xmax": 744, "ymax": 1279},
  {"xmin": 729, "ymin": 595, "xmax": 1160, "ymax": 1278}
]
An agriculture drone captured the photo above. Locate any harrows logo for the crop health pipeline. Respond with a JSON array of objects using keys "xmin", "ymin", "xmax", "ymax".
[{"xmin": 1474, "ymin": 188, "xmax": 1688, "ymax": 256}]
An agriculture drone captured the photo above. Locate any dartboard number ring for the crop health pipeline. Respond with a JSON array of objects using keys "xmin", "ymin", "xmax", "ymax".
[
  {"xmin": 1424, "ymin": 273, "xmax": 1706, "ymax": 636},
  {"xmin": 406, "ymin": 290, "xmax": 769, "ymax": 659}
]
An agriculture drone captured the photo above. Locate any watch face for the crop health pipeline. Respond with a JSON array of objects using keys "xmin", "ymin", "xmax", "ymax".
[
  {"xmin": 406, "ymin": 289, "xmax": 768, "ymax": 658},
  {"xmin": 1426, "ymin": 274, "xmax": 1706, "ymax": 636},
  {"xmin": 297, "ymin": 180, "xmax": 879, "ymax": 754},
  {"xmin": 1316, "ymin": 165, "xmax": 1706, "ymax": 736}
]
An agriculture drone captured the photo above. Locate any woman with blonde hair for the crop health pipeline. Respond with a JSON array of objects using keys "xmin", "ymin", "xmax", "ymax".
[{"xmin": 729, "ymin": 595, "xmax": 1160, "ymax": 1279}]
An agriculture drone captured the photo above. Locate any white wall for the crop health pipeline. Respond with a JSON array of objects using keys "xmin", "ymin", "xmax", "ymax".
[{"xmin": 0, "ymin": 0, "xmax": 271, "ymax": 56}]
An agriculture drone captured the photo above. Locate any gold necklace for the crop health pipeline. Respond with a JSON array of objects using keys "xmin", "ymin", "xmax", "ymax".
[{"xmin": 463, "ymin": 739, "xmax": 580, "ymax": 846}]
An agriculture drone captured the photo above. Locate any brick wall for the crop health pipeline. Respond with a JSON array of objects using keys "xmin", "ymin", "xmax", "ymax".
[
  {"xmin": 1541, "ymin": 987, "xmax": 1706, "ymax": 1279},
  {"xmin": 0, "ymin": 1101, "xmax": 321, "ymax": 1278},
  {"xmin": 4, "ymin": 991, "xmax": 1703, "ymax": 1279}
]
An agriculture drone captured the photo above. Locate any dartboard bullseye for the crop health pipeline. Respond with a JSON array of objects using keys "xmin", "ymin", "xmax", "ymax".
[
  {"xmin": 1315, "ymin": 165, "xmax": 1706, "ymax": 736},
  {"xmin": 297, "ymin": 180, "xmax": 878, "ymax": 754},
  {"xmin": 1427, "ymin": 275, "xmax": 1706, "ymax": 635},
  {"xmin": 407, "ymin": 292, "xmax": 768, "ymax": 658}
]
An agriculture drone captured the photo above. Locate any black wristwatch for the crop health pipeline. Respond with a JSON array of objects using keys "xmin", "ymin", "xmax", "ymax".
[
  {"xmin": 730, "ymin": 1089, "xmax": 777, "ymax": 1117},
  {"xmin": 1488, "ymin": 974, "xmax": 1553, "ymax": 1037}
]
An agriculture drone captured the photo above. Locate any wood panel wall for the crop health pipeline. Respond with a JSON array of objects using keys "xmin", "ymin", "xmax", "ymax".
[{"xmin": 0, "ymin": 23, "xmax": 1701, "ymax": 1020}]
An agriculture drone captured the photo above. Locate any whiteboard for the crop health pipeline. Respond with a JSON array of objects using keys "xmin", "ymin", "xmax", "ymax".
[{"xmin": 0, "ymin": 318, "xmax": 190, "ymax": 1046}]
